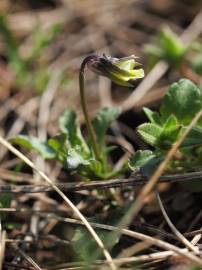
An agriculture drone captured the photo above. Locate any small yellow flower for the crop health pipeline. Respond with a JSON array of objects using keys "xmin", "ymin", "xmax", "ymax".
[{"xmin": 87, "ymin": 54, "xmax": 144, "ymax": 87}]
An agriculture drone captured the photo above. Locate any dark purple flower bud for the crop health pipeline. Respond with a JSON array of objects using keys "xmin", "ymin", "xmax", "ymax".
[{"xmin": 87, "ymin": 54, "xmax": 144, "ymax": 87}]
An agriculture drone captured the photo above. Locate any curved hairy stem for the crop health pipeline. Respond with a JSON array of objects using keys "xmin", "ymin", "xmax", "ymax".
[{"xmin": 79, "ymin": 56, "xmax": 100, "ymax": 161}]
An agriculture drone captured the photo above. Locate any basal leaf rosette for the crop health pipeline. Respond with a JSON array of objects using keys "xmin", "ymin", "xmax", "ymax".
[{"xmin": 87, "ymin": 54, "xmax": 144, "ymax": 87}]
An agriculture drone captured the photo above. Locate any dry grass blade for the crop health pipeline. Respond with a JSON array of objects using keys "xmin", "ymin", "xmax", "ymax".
[
  {"xmin": 0, "ymin": 230, "xmax": 6, "ymax": 270},
  {"xmin": 156, "ymin": 192, "xmax": 199, "ymax": 254},
  {"xmin": 191, "ymin": 233, "xmax": 202, "ymax": 246},
  {"xmin": 116, "ymin": 241, "xmax": 152, "ymax": 261},
  {"xmin": 0, "ymin": 136, "xmax": 116, "ymax": 270},
  {"xmin": 2, "ymin": 170, "xmax": 202, "ymax": 193},
  {"xmin": 37, "ymin": 70, "xmax": 61, "ymax": 141},
  {"xmin": 181, "ymin": 10, "xmax": 202, "ymax": 43}
]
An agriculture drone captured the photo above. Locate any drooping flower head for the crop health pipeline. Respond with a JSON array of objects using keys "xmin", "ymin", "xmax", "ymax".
[{"xmin": 86, "ymin": 54, "xmax": 144, "ymax": 87}]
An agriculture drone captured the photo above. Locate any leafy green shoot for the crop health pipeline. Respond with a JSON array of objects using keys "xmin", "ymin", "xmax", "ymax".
[
  {"xmin": 129, "ymin": 79, "xmax": 202, "ymax": 174},
  {"xmin": 144, "ymin": 26, "xmax": 188, "ymax": 68},
  {"xmin": 11, "ymin": 107, "xmax": 123, "ymax": 180}
]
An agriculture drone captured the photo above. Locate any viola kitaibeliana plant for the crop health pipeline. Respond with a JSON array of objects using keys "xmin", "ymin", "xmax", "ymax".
[
  {"xmin": 129, "ymin": 79, "xmax": 202, "ymax": 176},
  {"xmin": 11, "ymin": 54, "xmax": 144, "ymax": 179},
  {"xmin": 144, "ymin": 25, "xmax": 202, "ymax": 83},
  {"xmin": 144, "ymin": 26, "xmax": 188, "ymax": 68}
]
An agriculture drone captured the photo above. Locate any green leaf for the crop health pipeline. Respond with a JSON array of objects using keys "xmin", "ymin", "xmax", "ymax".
[
  {"xmin": 143, "ymin": 107, "xmax": 161, "ymax": 125},
  {"xmin": 11, "ymin": 135, "xmax": 56, "ymax": 159},
  {"xmin": 155, "ymin": 115, "xmax": 180, "ymax": 148},
  {"xmin": 144, "ymin": 27, "xmax": 187, "ymax": 67},
  {"xmin": 93, "ymin": 107, "xmax": 121, "ymax": 147},
  {"xmin": 160, "ymin": 79, "xmax": 202, "ymax": 125},
  {"xmin": 59, "ymin": 110, "xmax": 89, "ymax": 152},
  {"xmin": 48, "ymin": 134, "xmax": 67, "ymax": 151},
  {"xmin": 66, "ymin": 148, "xmax": 91, "ymax": 170},
  {"xmin": 48, "ymin": 134, "xmax": 68, "ymax": 163},
  {"xmin": 128, "ymin": 150, "xmax": 155, "ymax": 171},
  {"xmin": 59, "ymin": 110, "xmax": 77, "ymax": 136},
  {"xmin": 161, "ymin": 115, "xmax": 180, "ymax": 141},
  {"xmin": 137, "ymin": 123, "xmax": 162, "ymax": 146},
  {"xmin": 159, "ymin": 27, "xmax": 186, "ymax": 65},
  {"xmin": 163, "ymin": 114, "xmax": 178, "ymax": 130}
]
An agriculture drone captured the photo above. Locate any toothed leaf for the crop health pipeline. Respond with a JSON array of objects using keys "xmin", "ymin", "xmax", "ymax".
[
  {"xmin": 160, "ymin": 79, "xmax": 202, "ymax": 125},
  {"xmin": 137, "ymin": 123, "xmax": 162, "ymax": 146}
]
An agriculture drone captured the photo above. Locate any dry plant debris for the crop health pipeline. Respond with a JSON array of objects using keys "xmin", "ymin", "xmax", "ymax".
[{"xmin": 0, "ymin": 1, "xmax": 202, "ymax": 270}]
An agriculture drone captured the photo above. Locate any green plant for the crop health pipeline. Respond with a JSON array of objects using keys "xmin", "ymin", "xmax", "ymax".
[
  {"xmin": 129, "ymin": 79, "xmax": 202, "ymax": 175},
  {"xmin": 144, "ymin": 26, "xmax": 202, "ymax": 80},
  {"xmin": 144, "ymin": 26, "xmax": 188, "ymax": 68},
  {"xmin": 0, "ymin": 15, "xmax": 61, "ymax": 92},
  {"xmin": 11, "ymin": 54, "xmax": 144, "ymax": 180}
]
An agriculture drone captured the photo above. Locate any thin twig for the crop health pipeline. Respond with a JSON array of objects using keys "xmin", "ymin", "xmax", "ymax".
[
  {"xmin": 0, "ymin": 231, "xmax": 6, "ymax": 270},
  {"xmin": 1, "ymin": 170, "xmax": 202, "ymax": 193},
  {"xmin": 191, "ymin": 233, "xmax": 202, "ymax": 246},
  {"xmin": 156, "ymin": 192, "xmax": 199, "ymax": 254},
  {"xmin": 5, "ymin": 235, "xmax": 71, "ymax": 246},
  {"xmin": 116, "ymin": 240, "xmax": 152, "ymax": 260}
]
